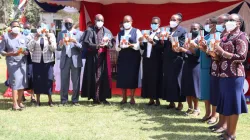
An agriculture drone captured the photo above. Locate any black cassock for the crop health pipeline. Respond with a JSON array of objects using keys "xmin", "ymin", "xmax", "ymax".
[
  {"xmin": 162, "ymin": 26, "xmax": 186, "ymax": 102},
  {"xmin": 81, "ymin": 26, "xmax": 113, "ymax": 101},
  {"xmin": 140, "ymin": 32, "xmax": 163, "ymax": 99}
]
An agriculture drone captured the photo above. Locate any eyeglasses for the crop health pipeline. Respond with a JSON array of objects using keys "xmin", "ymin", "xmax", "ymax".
[
  {"xmin": 96, "ymin": 20, "xmax": 103, "ymax": 22},
  {"xmin": 12, "ymin": 26, "xmax": 20, "ymax": 28},
  {"xmin": 151, "ymin": 23, "xmax": 158, "ymax": 25}
]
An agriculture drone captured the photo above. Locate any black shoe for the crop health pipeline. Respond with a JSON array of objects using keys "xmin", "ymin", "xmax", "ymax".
[
  {"xmin": 147, "ymin": 101, "xmax": 155, "ymax": 106},
  {"xmin": 73, "ymin": 102, "xmax": 80, "ymax": 106},
  {"xmin": 36, "ymin": 102, "xmax": 41, "ymax": 107},
  {"xmin": 120, "ymin": 100, "xmax": 127, "ymax": 105},
  {"xmin": 48, "ymin": 102, "xmax": 54, "ymax": 107},
  {"xmin": 60, "ymin": 102, "xmax": 68, "ymax": 106},
  {"xmin": 31, "ymin": 99, "xmax": 37, "ymax": 104},
  {"xmin": 93, "ymin": 99, "xmax": 101, "ymax": 104},
  {"xmin": 102, "ymin": 100, "xmax": 111, "ymax": 105}
]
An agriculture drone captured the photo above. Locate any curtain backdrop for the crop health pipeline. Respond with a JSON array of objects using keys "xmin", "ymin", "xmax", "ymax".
[{"xmin": 80, "ymin": 1, "xmax": 240, "ymax": 34}]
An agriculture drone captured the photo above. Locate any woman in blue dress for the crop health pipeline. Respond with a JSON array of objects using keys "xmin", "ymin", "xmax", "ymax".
[
  {"xmin": 178, "ymin": 23, "xmax": 202, "ymax": 116},
  {"xmin": 215, "ymin": 14, "xmax": 248, "ymax": 140},
  {"xmin": 198, "ymin": 18, "xmax": 217, "ymax": 122},
  {"xmin": 0, "ymin": 21, "xmax": 28, "ymax": 110}
]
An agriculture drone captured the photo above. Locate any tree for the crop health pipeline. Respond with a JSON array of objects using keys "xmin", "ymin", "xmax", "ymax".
[
  {"xmin": 0, "ymin": 0, "xmax": 13, "ymax": 27},
  {"xmin": 24, "ymin": 0, "xmax": 41, "ymax": 26}
]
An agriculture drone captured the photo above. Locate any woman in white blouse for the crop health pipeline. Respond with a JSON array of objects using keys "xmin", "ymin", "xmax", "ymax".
[
  {"xmin": 115, "ymin": 15, "xmax": 143, "ymax": 105},
  {"xmin": 28, "ymin": 22, "xmax": 56, "ymax": 107}
]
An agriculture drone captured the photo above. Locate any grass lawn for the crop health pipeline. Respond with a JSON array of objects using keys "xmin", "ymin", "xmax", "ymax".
[{"xmin": 0, "ymin": 58, "xmax": 249, "ymax": 140}]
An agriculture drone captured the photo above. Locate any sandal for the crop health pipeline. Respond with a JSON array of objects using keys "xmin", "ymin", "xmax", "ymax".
[
  {"xmin": 218, "ymin": 132, "xmax": 227, "ymax": 139},
  {"xmin": 130, "ymin": 99, "xmax": 136, "ymax": 105},
  {"xmin": 18, "ymin": 103, "xmax": 26, "ymax": 109},
  {"xmin": 207, "ymin": 117, "xmax": 218, "ymax": 124},
  {"xmin": 212, "ymin": 127, "xmax": 226, "ymax": 133},
  {"xmin": 200, "ymin": 116, "xmax": 211, "ymax": 122},
  {"xmin": 191, "ymin": 109, "xmax": 200, "ymax": 117},
  {"xmin": 228, "ymin": 135, "xmax": 236, "ymax": 140},
  {"xmin": 184, "ymin": 108, "xmax": 193, "ymax": 116},
  {"xmin": 12, "ymin": 106, "xmax": 22, "ymax": 111},
  {"xmin": 208, "ymin": 125, "xmax": 218, "ymax": 130}
]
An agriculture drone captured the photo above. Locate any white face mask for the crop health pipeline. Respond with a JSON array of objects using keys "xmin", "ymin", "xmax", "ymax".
[
  {"xmin": 169, "ymin": 21, "xmax": 178, "ymax": 28},
  {"xmin": 12, "ymin": 27, "xmax": 20, "ymax": 34},
  {"xmin": 204, "ymin": 24, "xmax": 211, "ymax": 33},
  {"xmin": 96, "ymin": 21, "xmax": 104, "ymax": 29},
  {"xmin": 225, "ymin": 21, "xmax": 237, "ymax": 32},
  {"xmin": 123, "ymin": 22, "xmax": 132, "ymax": 30}
]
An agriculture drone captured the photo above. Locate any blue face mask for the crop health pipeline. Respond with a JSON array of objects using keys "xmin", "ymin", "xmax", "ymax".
[
  {"xmin": 23, "ymin": 29, "xmax": 31, "ymax": 36},
  {"xmin": 204, "ymin": 24, "xmax": 211, "ymax": 33},
  {"xmin": 216, "ymin": 24, "xmax": 225, "ymax": 32},
  {"xmin": 151, "ymin": 24, "xmax": 159, "ymax": 31}
]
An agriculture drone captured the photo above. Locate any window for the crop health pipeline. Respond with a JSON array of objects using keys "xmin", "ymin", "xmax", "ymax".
[{"xmin": 53, "ymin": 19, "xmax": 63, "ymax": 29}]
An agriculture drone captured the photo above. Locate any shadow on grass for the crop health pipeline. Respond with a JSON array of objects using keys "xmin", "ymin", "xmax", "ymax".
[
  {"xmin": 108, "ymin": 98, "xmax": 216, "ymax": 140},
  {"xmin": 0, "ymin": 82, "xmax": 7, "ymax": 94},
  {"xmin": 150, "ymin": 133, "xmax": 217, "ymax": 140},
  {"xmin": 0, "ymin": 98, "xmax": 12, "ymax": 110}
]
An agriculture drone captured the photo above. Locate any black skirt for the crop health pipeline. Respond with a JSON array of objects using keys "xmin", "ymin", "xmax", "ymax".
[
  {"xmin": 162, "ymin": 57, "xmax": 186, "ymax": 102},
  {"xmin": 181, "ymin": 57, "xmax": 200, "ymax": 98},
  {"xmin": 141, "ymin": 56, "xmax": 163, "ymax": 99},
  {"xmin": 116, "ymin": 48, "xmax": 141, "ymax": 89},
  {"xmin": 32, "ymin": 59, "xmax": 54, "ymax": 95}
]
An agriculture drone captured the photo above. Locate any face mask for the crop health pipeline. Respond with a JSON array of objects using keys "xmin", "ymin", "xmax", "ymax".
[
  {"xmin": 123, "ymin": 22, "xmax": 132, "ymax": 30},
  {"xmin": 169, "ymin": 21, "xmax": 178, "ymax": 28},
  {"xmin": 216, "ymin": 25, "xmax": 225, "ymax": 32},
  {"xmin": 65, "ymin": 22, "xmax": 73, "ymax": 30},
  {"xmin": 151, "ymin": 24, "xmax": 159, "ymax": 31},
  {"xmin": 96, "ymin": 21, "xmax": 104, "ymax": 29},
  {"xmin": 225, "ymin": 21, "xmax": 237, "ymax": 32},
  {"xmin": 204, "ymin": 24, "xmax": 211, "ymax": 32},
  {"xmin": 23, "ymin": 29, "xmax": 31, "ymax": 36},
  {"xmin": 12, "ymin": 27, "xmax": 20, "ymax": 34},
  {"xmin": 191, "ymin": 30, "xmax": 199, "ymax": 38},
  {"xmin": 120, "ymin": 27, "xmax": 124, "ymax": 31}
]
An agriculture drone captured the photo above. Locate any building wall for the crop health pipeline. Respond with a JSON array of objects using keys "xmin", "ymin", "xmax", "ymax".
[{"xmin": 40, "ymin": 12, "xmax": 63, "ymax": 29}]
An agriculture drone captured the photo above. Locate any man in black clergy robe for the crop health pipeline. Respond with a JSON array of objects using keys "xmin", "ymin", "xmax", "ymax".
[{"xmin": 81, "ymin": 14, "xmax": 114, "ymax": 104}]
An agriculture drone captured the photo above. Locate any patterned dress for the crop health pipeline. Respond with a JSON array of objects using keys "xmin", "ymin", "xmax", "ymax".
[{"xmin": 216, "ymin": 29, "xmax": 248, "ymax": 116}]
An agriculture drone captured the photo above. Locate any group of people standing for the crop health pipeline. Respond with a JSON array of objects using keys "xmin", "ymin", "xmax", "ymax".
[{"xmin": 0, "ymin": 12, "xmax": 248, "ymax": 140}]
